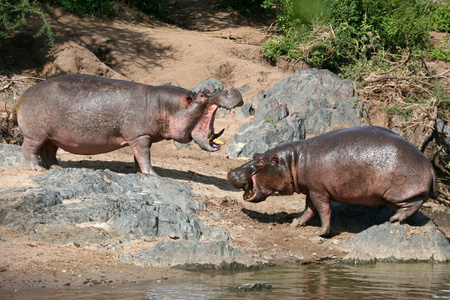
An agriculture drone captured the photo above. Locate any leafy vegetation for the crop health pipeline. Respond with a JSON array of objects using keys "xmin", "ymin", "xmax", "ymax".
[
  {"xmin": 0, "ymin": 0, "xmax": 54, "ymax": 46},
  {"xmin": 260, "ymin": 0, "xmax": 448, "ymax": 71}
]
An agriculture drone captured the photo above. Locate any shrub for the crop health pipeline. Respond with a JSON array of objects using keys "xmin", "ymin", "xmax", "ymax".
[
  {"xmin": 261, "ymin": 0, "xmax": 444, "ymax": 72},
  {"xmin": 0, "ymin": 0, "xmax": 54, "ymax": 46}
]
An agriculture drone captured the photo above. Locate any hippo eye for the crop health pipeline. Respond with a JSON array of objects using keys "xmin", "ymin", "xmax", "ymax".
[
  {"xmin": 257, "ymin": 158, "xmax": 265, "ymax": 165},
  {"xmin": 186, "ymin": 96, "xmax": 193, "ymax": 103},
  {"xmin": 271, "ymin": 156, "xmax": 279, "ymax": 164}
]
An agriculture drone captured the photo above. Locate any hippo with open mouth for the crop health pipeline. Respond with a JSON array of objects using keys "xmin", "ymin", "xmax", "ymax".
[
  {"xmin": 17, "ymin": 74, "xmax": 245, "ymax": 176},
  {"xmin": 228, "ymin": 126, "xmax": 438, "ymax": 236}
]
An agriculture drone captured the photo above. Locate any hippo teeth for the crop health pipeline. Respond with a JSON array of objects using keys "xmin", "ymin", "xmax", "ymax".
[
  {"xmin": 209, "ymin": 128, "xmax": 225, "ymax": 145},
  {"xmin": 244, "ymin": 184, "xmax": 255, "ymax": 200}
]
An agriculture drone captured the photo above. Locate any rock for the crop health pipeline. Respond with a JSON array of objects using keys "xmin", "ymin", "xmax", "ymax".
[
  {"xmin": 0, "ymin": 167, "xmax": 221, "ymax": 245},
  {"xmin": 341, "ymin": 221, "xmax": 450, "ymax": 263},
  {"xmin": 0, "ymin": 146, "xmax": 257, "ymax": 269},
  {"xmin": 436, "ymin": 118, "xmax": 450, "ymax": 147},
  {"xmin": 226, "ymin": 68, "xmax": 364, "ymax": 158},
  {"xmin": 191, "ymin": 78, "xmax": 224, "ymax": 93},
  {"xmin": 120, "ymin": 240, "xmax": 260, "ymax": 270},
  {"xmin": 309, "ymin": 236, "xmax": 323, "ymax": 244},
  {"xmin": 0, "ymin": 144, "xmax": 26, "ymax": 167},
  {"xmin": 234, "ymin": 89, "xmax": 262, "ymax": 119},
  {"xmin": 234, "ymin": 281, "xmax": 273, "ymax": 291}
]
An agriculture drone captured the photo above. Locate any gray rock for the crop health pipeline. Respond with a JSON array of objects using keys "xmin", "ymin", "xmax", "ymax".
[
  {"xmin": 120, "ymin": 240, "xmax": 260, "ymax": 270},
  {"xmin": 234, "ymin": 89, "xmax": 263, "ymax": 119},
  {"xmin": 309, "ymin": 236, "xmax": 323, "ymax": 244},
  {"xmin": 0, "ymin": 167, "xmax": 222, "ymax": 246},
  {"xmin": 234, "ymin": 281, "xmax": 273, "ymax": 291},
  {"xmin": 227, "ymin": 69, "xmax": 364, "ymax": 158},
  {"xmin": 436, "ymin": 118, "xmax": 450, "ymax": 147},
  {"xmin": 0, "ymin": 144, "xmax": 26, "ymax": 167},
  {"xmin": 0, "ymin": 146, "xmax": 264, "ymax": 269},
  {"xmin": 191, "ymin": 78, "xmax": 225, "ymax": 93},
  {"xmin": 341, "ymin": 221, "xmax": 450, "ymax": 263}
]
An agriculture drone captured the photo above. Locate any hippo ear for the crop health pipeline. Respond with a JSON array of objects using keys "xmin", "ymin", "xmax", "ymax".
[
  {"xmin": 201, "ymin": 88, "xmax": 212, "ymax": 95},
  {"xmin": 271, "ymin": 155, "xmax": 279, "ymax": 165},
  {"xmin": 253, "ymin": 152, "xmax": 262, "ymax": 160}
]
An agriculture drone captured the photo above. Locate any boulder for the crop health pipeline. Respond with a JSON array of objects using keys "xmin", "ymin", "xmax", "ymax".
[
  {"xmin": 0, "ymin": 168, "xmax": 218, "ymax": 245},
  {"xmin": 0, "ymin": 144, "xmax": 26, "ymax": 167},
  {"xmin": 226, "ymin": 68, "xmax": 364, "ymax": 158},
  {"xmin": 341, "ymin": 221, "xmax": 450, "ymax": 263},
  {"xmin": 121, "ymin": 240, "xmax": 260, "ymax": 270}
]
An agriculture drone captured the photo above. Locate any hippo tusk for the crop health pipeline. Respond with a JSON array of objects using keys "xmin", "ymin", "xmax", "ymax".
[{"xmin": 209, "ymin": 128, "xmax": 225, "ymax": 145}]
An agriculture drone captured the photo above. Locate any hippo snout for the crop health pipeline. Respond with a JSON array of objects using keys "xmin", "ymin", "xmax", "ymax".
[
  {"xmin": 227, "ymin": 163, "xmax": 254, "ymax": 189},
  {"xmin": 227, "ymin": 170, "xmax": 245, "ymax": 189}
]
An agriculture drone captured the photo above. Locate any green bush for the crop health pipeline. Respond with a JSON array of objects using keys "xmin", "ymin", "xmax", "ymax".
[
  {"xmin": 0, "ymin": 0, "xmax": 54, "ymax": 46},
  {"xmin": 261, "ymin": 0, "xmax": 447, "ymax": 72},
  {"xmin": 430, "ymin": 2, "xmax": 450, "ymax": 31}
]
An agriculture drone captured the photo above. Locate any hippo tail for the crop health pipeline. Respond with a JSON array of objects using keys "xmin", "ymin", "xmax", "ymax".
[{"xmin": 12, "ymin": 95, "xmax": 26, "ymax": 125}]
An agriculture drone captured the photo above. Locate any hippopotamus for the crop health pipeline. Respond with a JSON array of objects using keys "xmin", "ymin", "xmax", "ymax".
[
  {"xmin": 16, "ymin": 74, "xmax": 245, "ymax": 176},
  {"xmin": 228, "ymin": 126, "xmax": 437, "ymax": 237}
]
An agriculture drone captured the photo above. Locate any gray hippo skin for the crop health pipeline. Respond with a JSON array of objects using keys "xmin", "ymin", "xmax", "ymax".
[
  {"xmin": 17, "ymin": 74, "xmax": 244, "ymax": 176},
  {"xmin": 228, "ymin": 126, "xmax": 438, "ymax": 237}
]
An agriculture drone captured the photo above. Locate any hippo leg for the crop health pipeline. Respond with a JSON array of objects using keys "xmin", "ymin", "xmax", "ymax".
[
  {"xmin": 128, "ymin": 136, "xmax": 157, "ymax": 177},
  {"xmin": 308, "ymin": 192, "xmax": 332, "ymax": 237},
  {"xmin": 389, "ymin": 197, "xmax": 425, "ymax": 224},
  {"xmin": 21, "ymin": 137, "xmax": 46, "ymax": 171},
  {"xmin": 292, "ymin": 196, "xmax": 317, "ymax": 227},
  {"xmin": 39, "ymin": 142, "xmax": 61, "ymax": 169}
]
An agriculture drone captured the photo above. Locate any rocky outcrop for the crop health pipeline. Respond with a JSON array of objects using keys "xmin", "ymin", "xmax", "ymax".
[
  {"xmin": 0, "ymin": 144, "xmax": 259, "ymax": 269},
  {"xmin": 341, "ymin": 220, "xmax": 450, "ymax": 263},
  {"xmin": 121, "ymin": 240, "xmax": 259, "ymax": 270},
  {"xmin": 0, "ymin": 143, "xmax": 26, "ymax": 167},
  {"xmin": 227, "ymin": 68, "xmax": 364, "ymax": 158}
]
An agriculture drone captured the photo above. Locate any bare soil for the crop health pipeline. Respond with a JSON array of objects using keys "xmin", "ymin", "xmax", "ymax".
[{"xmin": 0, "ymin": 0, "xmax": 448, "ymax": 292}]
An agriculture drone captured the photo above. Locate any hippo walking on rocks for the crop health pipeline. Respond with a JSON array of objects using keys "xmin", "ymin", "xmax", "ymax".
[
  {"xmin": 228, "ymin": 126, "xmax": 437, "ymax": 237},
  {"xmin": 17, "ymin": 74, "xmax": 244, "ymax": 176}
]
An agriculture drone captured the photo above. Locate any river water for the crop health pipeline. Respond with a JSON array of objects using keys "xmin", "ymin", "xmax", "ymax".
[{"xmin": 6, "ymin": 263, "xmax": 450, "ymax": 299}]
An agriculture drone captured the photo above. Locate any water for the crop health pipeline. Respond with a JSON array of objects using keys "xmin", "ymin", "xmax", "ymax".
[{"xmin": 5, "ymin": 263, "xmax": 450, "ymax": 299}]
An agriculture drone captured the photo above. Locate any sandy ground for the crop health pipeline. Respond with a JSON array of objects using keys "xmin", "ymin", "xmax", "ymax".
[{"xmin": 1, "ymin": 0, "xmax": 449, "ymax": 292}]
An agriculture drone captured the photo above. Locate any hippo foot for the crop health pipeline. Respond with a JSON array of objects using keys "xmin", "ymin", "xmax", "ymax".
[
  {"xmin": 291, "ymin": 219, "xmax": 302, "ymax": 228},
  {"xmin": 318, "ymin": 228, "xmax": 332, "ymax": 238},
  {"xmin": 28, "ymin": 164, "xmax": 46, "ymax": 171},
  {"xmin": 138, "ymin": 172, "xmax": 158, "ymax": 179}
]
